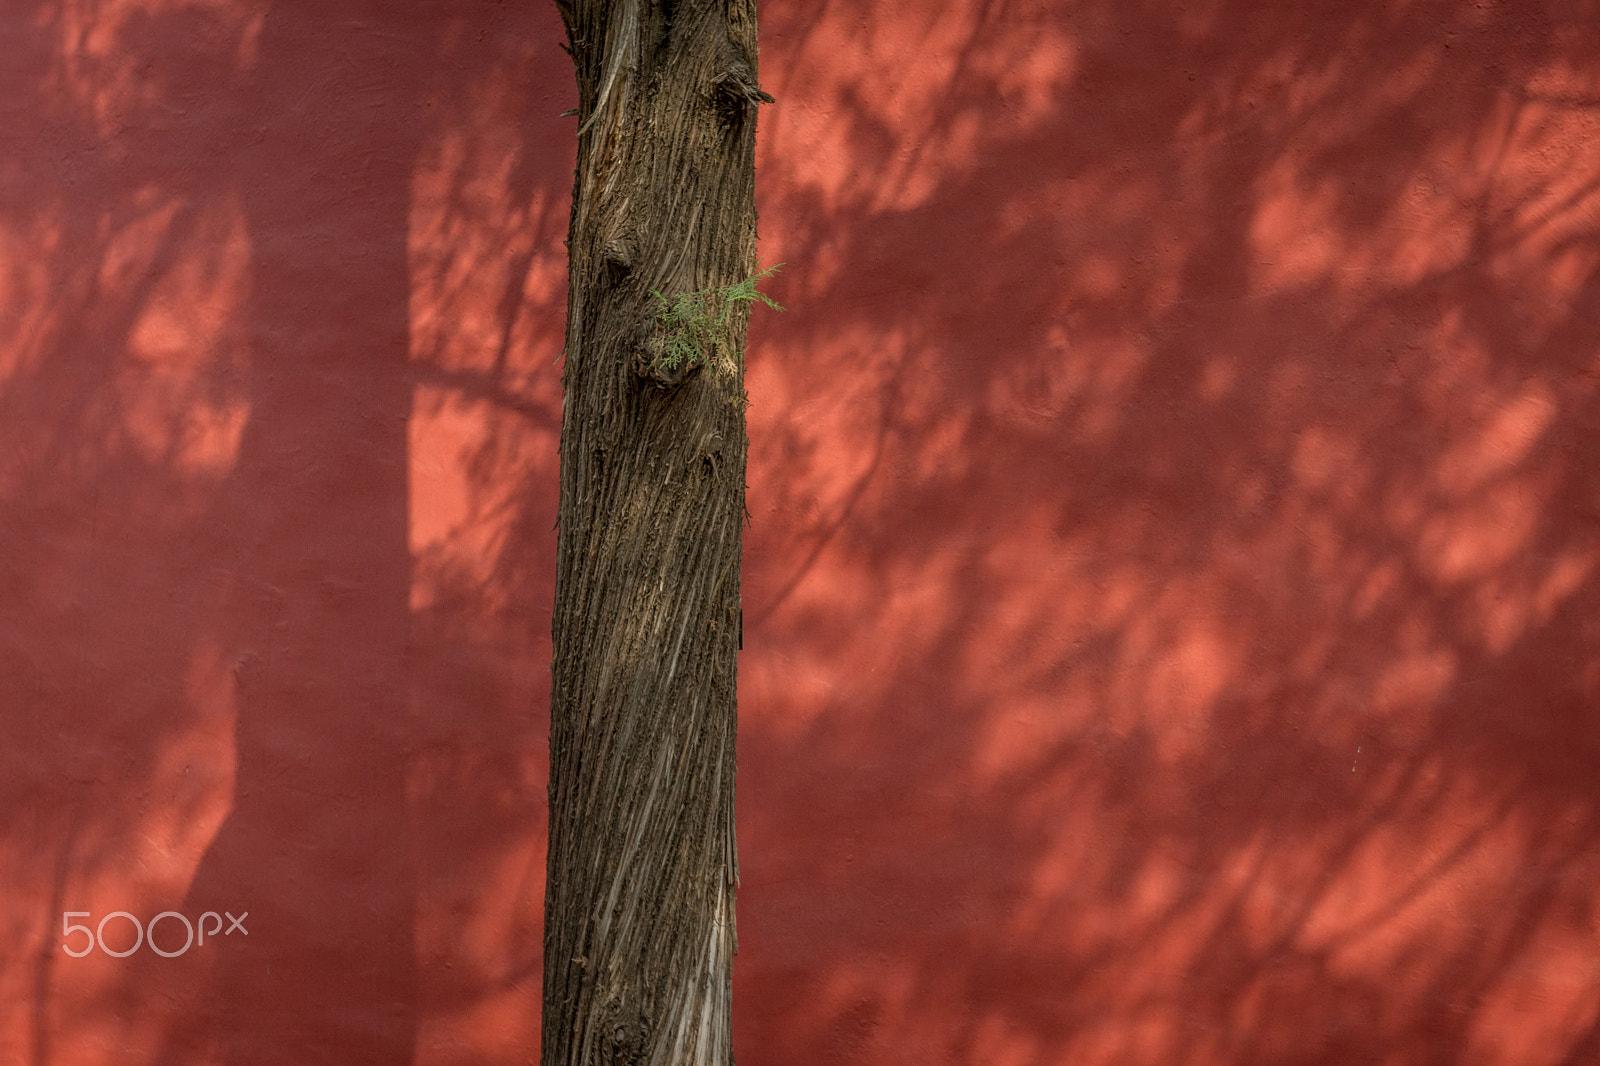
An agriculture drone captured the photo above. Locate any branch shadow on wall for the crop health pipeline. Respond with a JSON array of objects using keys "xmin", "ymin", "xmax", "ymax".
[
  {"xmin": 0, "ymin": 2, "xmax": 567, "ymax": 1064},
  {"xmin": 5, "ymin": 0, "xmax": 1600, "ymax": 1064},
  {"xmin": 727, "ymin": 0, "xmax": 1600, "ymax": 1063}
]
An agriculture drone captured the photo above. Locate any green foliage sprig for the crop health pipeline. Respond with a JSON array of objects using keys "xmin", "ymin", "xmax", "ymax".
[{"xmin": 648, "ymin": 264, "xmax": 784, "ymax": 373}]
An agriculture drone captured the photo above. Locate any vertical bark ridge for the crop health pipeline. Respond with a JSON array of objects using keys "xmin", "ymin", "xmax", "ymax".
[{"xmin": 544, "ymin": 1, "xmax": 768, "ymax": 1064}]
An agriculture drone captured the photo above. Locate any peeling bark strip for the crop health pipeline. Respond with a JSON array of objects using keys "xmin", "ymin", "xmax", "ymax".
[{"xmin": 544, "ymin": 1, "xmax": 770, "ymax": 1065}]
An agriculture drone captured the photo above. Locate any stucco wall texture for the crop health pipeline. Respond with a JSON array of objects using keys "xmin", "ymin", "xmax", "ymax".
[{"xmin": 2, "ymin": 0, "xmax": 1599, "ymax": 1063}]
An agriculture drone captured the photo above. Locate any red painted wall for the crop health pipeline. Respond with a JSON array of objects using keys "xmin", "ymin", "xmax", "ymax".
[{"xmin": 3, "ymin": 1, "xmax": 1599, "ymax": 1064}]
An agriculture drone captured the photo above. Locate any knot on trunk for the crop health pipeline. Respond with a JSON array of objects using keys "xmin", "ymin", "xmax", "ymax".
[
  {"xmin": 711, "ymin": 66, "xmax": 773, "ymax": 128},
  {"xmin": 601, "ymin": 237, "xmax": 636, "ymax": 279},
  {"xmin": 600, "ymin": 1002, "xmax": 650, "ymax": 1065},
  {"xmin": 634, "ymin": 316, "xmax": 697, "ymax": 389}
]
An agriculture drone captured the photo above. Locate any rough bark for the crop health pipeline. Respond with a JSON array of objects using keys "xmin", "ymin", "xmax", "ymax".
[{"xmin": 543, "ymin": 1, "xmax": 768, "ymax": 1064}]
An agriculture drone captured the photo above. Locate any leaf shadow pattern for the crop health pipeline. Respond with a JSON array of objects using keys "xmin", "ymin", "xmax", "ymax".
[
  {"xmin": 730, "ymin": 0, "xmax": 1600, "ymax": 1063},
  {"xmin": 0, "ymin": 1, "xmax": 570, "ymax": 1064},
  {"xmin": 2, "ymin": 0, "xmax": 1599, "ymax": 1065}
]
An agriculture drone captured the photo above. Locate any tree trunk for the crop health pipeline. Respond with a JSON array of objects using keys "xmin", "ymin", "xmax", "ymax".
[{"xmin": 543, "ymin": 2, "xmax": 769, "ymax": 1064}]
